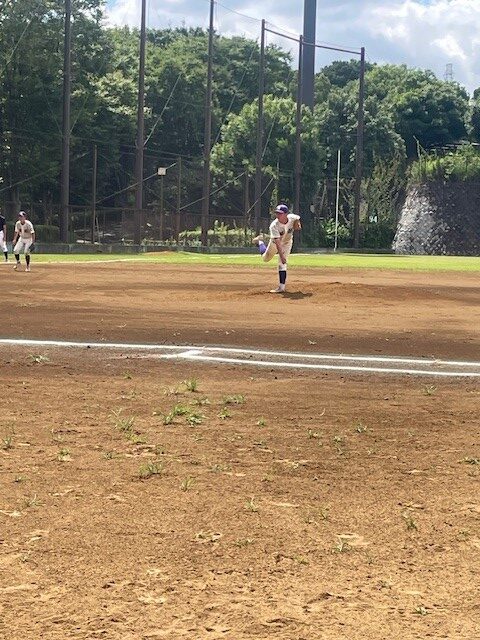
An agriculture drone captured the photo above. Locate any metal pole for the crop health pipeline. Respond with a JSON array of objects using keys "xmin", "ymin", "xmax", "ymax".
[
  {"xmin": 254, "ymin": 19, "xmax": 266, "ymax": 233},
  {"xmin": 201, "ymin": 0, "xmax": 215, "ymax": 248},
  {"xmin": 243, "ymin": 171, "xmax": 249, "ymax": 234},
  {"xmin": 301, "ymin": 0, "xmax": 317, "ymax": 109},
  {"xmin": 91, "ymin": 144, "xmax": 97, "ymax": 244},
  {"xmin": 60, "ymin": 0, "xmax": 71, "ymax": 243},
  {"xmin": 175, "ymin": 156, "xmax": 182, "ymax": 242},
  {"xmin": 334, "ymin": 149, "xmax": 341, "ymax": 252},
  {"xmin": 353, "ymin": 47, "xmax": 365, "ymax": 249},
  {"xmin": 294, "ymin": 36, "xmax": 303, "ymax": 219},
  {"xmin": 159, "ymin": 175, "xmax": 164, "ymax": 241},
  {"xmin": 134, "ymin": 0, "xmax": 147, "ymax": 246}
]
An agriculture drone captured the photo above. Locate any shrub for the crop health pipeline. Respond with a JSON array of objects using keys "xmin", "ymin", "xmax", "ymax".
[
  {"xmin": 6, "ymin": 222, "xmax": 59, "ymax": 243},
  {"xmin": 409, "ymin": 144, "xmax": 480, "ymax": 183}
]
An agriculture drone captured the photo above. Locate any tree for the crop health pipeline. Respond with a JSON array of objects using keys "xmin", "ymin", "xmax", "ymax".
[{"xmin": 211, "ymin": 95, "xmax": 325, "ymax": 208}]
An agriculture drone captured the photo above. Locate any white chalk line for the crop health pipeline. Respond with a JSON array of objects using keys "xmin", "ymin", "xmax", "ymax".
[{"xmin": 1, "ymin": 338, "xmax": 480, "ymax": 378}]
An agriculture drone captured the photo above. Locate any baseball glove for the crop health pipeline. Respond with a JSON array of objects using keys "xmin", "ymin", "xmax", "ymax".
[
  {"xmin": 293, "ymin": 220, "xmax": 302, "ymax": 231},
  {"xmin": 29, "ymin": 243, "xmax": 35, "ymax": 253}
]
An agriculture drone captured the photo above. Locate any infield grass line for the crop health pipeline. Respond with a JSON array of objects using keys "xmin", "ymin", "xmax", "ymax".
[{"xmin": 17, "ymin": 252, "xmax": 480, "ymax": 272}]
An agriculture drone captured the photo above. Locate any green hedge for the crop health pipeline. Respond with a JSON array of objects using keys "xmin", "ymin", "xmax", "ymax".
[
  {"xmin": 410, "ymin": 144, "xmax": 480, "ymax": 183},
  {"xmin": 5, "ymin": 223, "xmax": 59, "ymax": 243}
]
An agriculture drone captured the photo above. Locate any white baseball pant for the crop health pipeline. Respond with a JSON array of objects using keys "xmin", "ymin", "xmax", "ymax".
[
  {"xmin": 14, "ymin": 238, "xmax": 33, "ymax": 254},
  {"xmin": 262, "ymin": 239, "xmax": 293, "ymax": 271}
]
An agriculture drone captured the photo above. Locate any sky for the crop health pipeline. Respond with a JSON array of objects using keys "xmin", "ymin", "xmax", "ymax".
[{"xmin": 105, "ymin": 0, "xmax": 480, "ymax": 94}]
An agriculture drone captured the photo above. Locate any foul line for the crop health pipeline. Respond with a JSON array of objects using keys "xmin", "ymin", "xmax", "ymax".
[{"xmin": 1, "ymin": 338, "xmax": 480, "ymax": 378}]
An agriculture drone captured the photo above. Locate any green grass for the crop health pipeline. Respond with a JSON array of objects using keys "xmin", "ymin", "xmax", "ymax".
[{"xmin": 31, "ymin": 251, "xmax": 480, "ymax": 272}]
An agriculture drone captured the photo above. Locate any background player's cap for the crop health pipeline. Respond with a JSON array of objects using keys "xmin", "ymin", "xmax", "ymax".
[
  {"xmin": 275, "ymin": 204, "xmax": 289, "ymax": 214},
  {"xmin": 18, "ymin": 211, "xmax": 26, "ymax": 217}
]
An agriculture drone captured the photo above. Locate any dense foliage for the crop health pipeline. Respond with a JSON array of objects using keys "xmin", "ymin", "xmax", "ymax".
[{"xmin": 1, "ymin": 0, "xmax": 478, "ymax": 247}]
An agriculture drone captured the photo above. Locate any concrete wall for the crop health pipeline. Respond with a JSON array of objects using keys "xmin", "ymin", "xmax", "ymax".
[{"xmin": 393, "ymin": 182, "xmax": 480, "ymax": 255}]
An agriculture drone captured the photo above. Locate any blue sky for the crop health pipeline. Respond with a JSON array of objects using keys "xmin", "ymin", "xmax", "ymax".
[{"xmin": 106, "ymin": 1, "xmax": 480, "ymax": 93}]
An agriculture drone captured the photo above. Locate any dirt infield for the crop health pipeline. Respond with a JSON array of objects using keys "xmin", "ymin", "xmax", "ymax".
[{"xmin": 1, "ymin": 262, "xmax": 479, "ymax": 639}]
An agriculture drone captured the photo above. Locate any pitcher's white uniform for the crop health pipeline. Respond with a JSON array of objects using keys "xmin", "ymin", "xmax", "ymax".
[
  {"xmin": 262, "ymin": 213, "xmax": 301, "ymax": 265},
  {"xmin": 14, "ymin": 219, "xmax": 35, "ymax": 254},
  {"xmin": 0, "ymin": 215, "xmax": 6, "ymax": 253}
]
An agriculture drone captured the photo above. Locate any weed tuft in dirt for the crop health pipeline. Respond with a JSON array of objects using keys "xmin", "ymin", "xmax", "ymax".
[
  {"xmin": 223, "ymin": 394, "xmax": 245, "ymax": 405},
  {"xmin": 186, "ymin": 412, "xmax": 204, "ymax": 426},
  {"xmin": 181, "ymin": 476, "xmax": 196, "ymax": 491},
  {"xmin": 184, "ymin": 378, "xmax": 199, "ymax": 392},
  {"xmin": 138, "ymin": 461, "xmax": 164, "ymax": 479},
  {"xmin": 423, "ymin": 385, "xmax": 437, "ymax": 396},
  {"xmin": 28, "ymin": 354, "xmax": 50, "ymax": 365},
  {"xmin": 402, "ymin": 511, "xmax": 418, "ymax": 531},
  {"xmin": 245, "ymin": 497, "xmax": 258, "ymax": 512}
]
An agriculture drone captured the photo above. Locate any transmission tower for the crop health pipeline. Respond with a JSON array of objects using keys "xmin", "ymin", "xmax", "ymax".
[{"xmin": 444, "ymin": 63, "xmax": 453, "ymax": 82}]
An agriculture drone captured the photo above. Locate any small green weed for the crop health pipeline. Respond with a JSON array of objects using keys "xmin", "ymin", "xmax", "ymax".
[
  {"xmin": 256, "ymin": 418, "xmax": 266, "ymax": 427},
  {"xmin": 138, "ymin": 461, "xmax": 164, "ymax": 479},
  {"xmin": 234, "ymin": 538, "xmax": 254, "ymax": 547},
  {"xmin": 28, "ymin": 354, "xmax": 50, "ymax": 364},
  {"xmin": 57, "ymin": 448, "xmax": 71, "ymax": 461},
  {"xmin": 402, "ymin": 511, "xmax": 418, "ymax": 531},
  {"xmin": 223, "ymin": 394, "xmax": 245, "ymax": 405},
  {"xmin": 181, "ymin": 476, "xmax": 195, "ymax": 492},
  {"xmin": 456, "ymin": 529, "xmax": 470, "ymax": 541},
  {"xmin": 245, "ymin": 497, "xmax": 258, "ymax": 512},
  {"xmin": 218, "ymin": 407, "xmax": 231, "ymax": 420},
  {"xmin": 195, "ymin": 531, "xmax": 222, "ymax": 543},
  {"xmin": 423, "ymin": 385, "xmax": 437, "ymax": 396},
  {"xmin": 184, "ymin": 378, "xmax": 199, "ymax": 392},
  {"xmin": 186, "ymin": 412, "xmax": 204, "ymax": 426},
  {"xmin": 23, "ymin": 494, "xmax": 41, "ymax": 508},
  {"xmin": 111, "ymin": 409, "xmax": 135, "ymax": 433},
  {"xmin": 162, "ymin": 404, "xmax": 190, "ymax": 425},
  {"xmin": 191, "ymin": 396, "xmax": 210, "ymax": 406},
  {"xmin": 210, "ymin": 463, "xmax": 231, "ymax": 473},
  {"xmin": 333, "ymin": 536, "xmax": 351, "ymax": 553},
  {"xmin": 413, "ymin": 605, "xmax": 428, "ymax": 616},
  {"xmin": 355, "ymin": 422, "xmax": 368, "ymax": 433},
  {"xmin": 1, "ymin": 434, "xmax": 13, "ymax": 450},
  {"xmin": 164, "ymin": 385, "xmax": 183, "ymax": 396},
  {"xmin": 461, "ymin": 456, "xmax": 480, "ymax": 465}
]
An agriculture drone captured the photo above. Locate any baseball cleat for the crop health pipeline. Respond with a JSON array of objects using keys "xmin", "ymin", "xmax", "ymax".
[
  {"xmin": 269, "ymin": 286, "xmax": 285, "ymax": 294},
  {"xmin": 25, "ymin": 267, "xmax": 30, "ymax": 272},
  {"xmin": 13, "ymin": 263, "xmax": 19, "ymax": 270},
  {"xmin": 252, "ymin": 234, "xmax": 264, "ymax": 245}
]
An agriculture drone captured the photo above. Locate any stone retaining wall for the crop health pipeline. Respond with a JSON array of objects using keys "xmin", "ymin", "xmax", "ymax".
[{"xmin": 393, "ymin": 181, "xmax": 480, "ymax": 255}]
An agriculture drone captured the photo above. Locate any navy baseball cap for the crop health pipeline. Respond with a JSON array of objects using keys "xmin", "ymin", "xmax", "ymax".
[{"xmin": 275, "ymin": 204, "xmax": 289, "ymax": 214}]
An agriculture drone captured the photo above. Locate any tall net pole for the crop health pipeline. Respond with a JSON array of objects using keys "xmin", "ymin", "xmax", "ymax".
[
  {"xmin": 201, "ymin": 0, "xmax": 215, "ymax": 247},
  {"xmin": 134, "ymin": 0, "xmax": 147, "ymax": 246},
  {"xmin": 60, "ymin": 0, "xmax": 72, "ymax": 243},
  {"xmin": 301, "ymin": 0, "xmax": 317, "ymax": 109},
  {"xmin": 294, "ymin": 36, "xmax": 304, "ymax": 218},
  {"xmin": 353, "ymin": 46, "xmax": 365, "ymax": 249},
  {"xmin": 254, "ymin": 19, "xmax": 266, "ymax": 233}
]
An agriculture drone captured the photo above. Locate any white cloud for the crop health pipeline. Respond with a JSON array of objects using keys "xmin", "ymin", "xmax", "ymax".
[
  {"xmin": 105, "ymin": 1, "xmax": 480, "ymax": 92},
  {"xmin": 365, "ymin": 1, "xmax": 480, "ymax": 90}
]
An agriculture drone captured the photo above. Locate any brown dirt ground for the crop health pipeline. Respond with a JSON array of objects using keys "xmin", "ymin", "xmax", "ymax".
[{"xmin": 1, "ymin": 262, "xmax": 479, "ymax": 639}]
